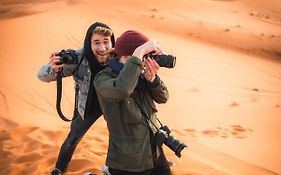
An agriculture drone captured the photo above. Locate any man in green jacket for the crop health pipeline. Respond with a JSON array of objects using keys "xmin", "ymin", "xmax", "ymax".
[{"xmin": 94, "ymin": 30, "xmax": 172, "ymax": 175}]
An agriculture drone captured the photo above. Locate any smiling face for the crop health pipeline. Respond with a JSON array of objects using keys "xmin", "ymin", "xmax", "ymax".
[{"xmin": 91, "ymin": 33, "xmax": 112, "ymax": 64}]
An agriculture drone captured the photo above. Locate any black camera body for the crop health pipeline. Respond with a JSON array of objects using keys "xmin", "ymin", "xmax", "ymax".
[
  {"xmin": 144, "ymin": 52, "xmax": 176, "ymax": 69},
  {"xmin": 55, "ymin": 49, "xmax": 78, "ymax": 65},
  {"xmin": 154, "ymin": 126, "xmax": 187, "ymax": 158}
]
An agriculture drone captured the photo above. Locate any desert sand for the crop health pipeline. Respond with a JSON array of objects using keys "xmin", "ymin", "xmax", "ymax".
[{"xmin": 0, "ymin": 0, "xmax": 281, "ymax": 174}]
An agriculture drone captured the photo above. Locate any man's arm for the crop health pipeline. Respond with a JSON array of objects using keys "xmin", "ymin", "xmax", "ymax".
[
  {"xmin": 37, "ymin": 48, "xmax": 83, "ymax": 82},
  {"xmin": 143, "ymin": 55, "xmax": 169, "ymax": 104},
  {"xmin": 37, "ymin": 64, "xmax": 58, "ymax": 82},
  {"xmin": 94, "ymin": 56, "xmax": 143, "ymax": 101},
  {"xmin": 147, "ymin": 75, "xmax": 169, "ymax": 104},
  {"xmin": 37, "ymin": 64, "xmax": 78, "ymax": 82}
]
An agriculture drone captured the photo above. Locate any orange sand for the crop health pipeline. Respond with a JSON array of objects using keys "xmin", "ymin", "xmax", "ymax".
[{"xmin": 0, "ymin": 0, "xmax": 281, "ymax": 174}]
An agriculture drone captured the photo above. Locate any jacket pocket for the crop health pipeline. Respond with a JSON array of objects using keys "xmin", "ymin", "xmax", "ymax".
[
  {"xmin": 121, "ymin": 97, "xmax": 144, "ymax": 124},
  {"xmin": 109, "ymin": 135, "xmax": 143, "ymax": 154}
]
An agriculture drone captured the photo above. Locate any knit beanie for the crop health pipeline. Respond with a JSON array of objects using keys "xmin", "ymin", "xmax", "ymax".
[{"xmin": 114, "ymin": 30, "xmax": 149, "ymax": 56}]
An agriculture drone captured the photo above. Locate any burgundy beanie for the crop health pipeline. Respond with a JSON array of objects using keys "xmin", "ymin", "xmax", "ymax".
[{"xmin": 114, "ymin": 30, "xmax": 149, "ymax": 56}]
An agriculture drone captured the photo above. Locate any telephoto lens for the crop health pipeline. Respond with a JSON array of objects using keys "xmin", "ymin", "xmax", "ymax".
[
  {"xmin": 153, "ymin": 54, "xmax": 176, "ymax": 69},
  {"xmin": 144, "ymin": 52, "xmax": 176, "ymax": 69}
]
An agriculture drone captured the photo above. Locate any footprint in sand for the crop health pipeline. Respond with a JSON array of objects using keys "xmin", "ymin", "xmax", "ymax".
[
  {"xmin": 151, "ymin": 8, "xmax": 158, "ymax": 12},
  {"xmin": 188, "ymin": 87, "xmax": 200, "ymax": 93},
  {"xmin": 201, "ymin": 125, "xmax": 253, "ymax": 139},
  {"xmin": 173, "ymin": 127, "xmax": 252, "ymax": 139},
  {"xmin": 224, "ymin": 28, "xmax": 230, "ymax": 32},
  {"xmin": 202, "ymin": 130, "xmax": 219, "ymax": 137},
  {"xmin": 248, "ymin": 11, "xmax": 281, "ymax": 25},
  {"xmin": 174, "ymin": 129, "xmax": 197, "ymax": 138},
  {"xmin": 229, "ymin": 102, "xmax": 239, "ymax": 107},
  {"xmin": 148, "ymin": 8, "xmax": 159, "ymax": 19}
]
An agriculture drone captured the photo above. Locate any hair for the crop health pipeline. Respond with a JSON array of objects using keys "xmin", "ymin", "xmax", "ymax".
[
  {"xmin": 93, "ymin": 26, "xmax": 113, "ymax": 37},
  {"xmin": 83, "ymin": 22, "xmax": 115, "ymax": 73}
]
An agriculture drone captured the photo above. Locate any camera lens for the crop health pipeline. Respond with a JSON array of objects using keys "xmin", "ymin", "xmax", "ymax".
[
  {"xmin": 143, "ymin": 52, "xmax": 176, "ymax": 69},
  {"xmin": 175, "ymin": 142, "xmax": 187, "ymax": 158},
  {"xmin": 61, "ymin": 54, "xmax": 74, "ymax": 64},
  {"xmin": 154, "ymin": 55, "xmax": 176, "ymax": 69},
  {"xmin": 164, "ymin": 135, "xmax": 187, "ymax": 158},
  {"xmin": 55, "ymin": 50, "xmax": 78, "ymax": 65}
]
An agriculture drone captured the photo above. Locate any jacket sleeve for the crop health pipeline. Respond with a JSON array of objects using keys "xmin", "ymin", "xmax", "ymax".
[
  {"xmin": 147, "ymin": 75, "xmax": 169, "ymax": 104},
  {"xmin": 37, "ymin": 64, "xmax": 58, "ymax": 82},
  {"xmin": 37, "ymin": 48, "xmax": 83, "ymax": 82},
  {"xmin": 94, "ymin": 56, "xmax": 144, "ymax": 102},
  {"xmin": 37, "ymin": 64, "xmax": 78, "ymax": 82}
]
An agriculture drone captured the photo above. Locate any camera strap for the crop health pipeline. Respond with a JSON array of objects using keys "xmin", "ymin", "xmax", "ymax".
[
  {"xmin": 133, "ymin": 93, "xmax": 162, "ymax": 132},
  {"xmin": 133, "ymin": 93, "xmax": 165, "ymax": 159},
  {"xmin": 56, "ymin": 55, "xmax": 85, "ymax": 122},
  {"xmin": 56, "ymin": 72, "xmax": 76, "ymax": 122}
]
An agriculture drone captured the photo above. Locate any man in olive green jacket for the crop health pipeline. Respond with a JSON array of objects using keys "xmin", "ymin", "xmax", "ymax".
[{"xmin": 94, "ymin": 31, "xmax": 172, "ymax": 175}]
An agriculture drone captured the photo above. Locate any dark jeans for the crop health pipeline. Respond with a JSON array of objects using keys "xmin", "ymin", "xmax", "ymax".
[
  {"xmin": 55, "ymin": 112, "xmax": 100, "ymax": 172},
  {"xmin": 109, "ymin": 149, "xmax": 172, "ymax": 175}
]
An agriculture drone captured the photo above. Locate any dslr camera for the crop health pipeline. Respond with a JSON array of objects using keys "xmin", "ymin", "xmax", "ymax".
[
  {"xmin": 55, "ymin": 49, "xmax": 78, "ymax": 65},
  {"xmin": 144, "ymin": 52, "xmax": 176, "ymax": 69},
  {"xmin": 154, "ymin": 125, "xmax": 187, "ymax": 158}
]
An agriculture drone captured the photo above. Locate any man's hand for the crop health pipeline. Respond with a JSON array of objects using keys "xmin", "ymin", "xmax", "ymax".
[
  {"xmin": 132, "ymin": 40, "xmax": 162, "ymax": 59},
  {"xmin": 49, "ymin": 52, "xmax": 64, "ymax": 73},
  {"xmin": 144, "ymin": 58, "xmax": 159, "ymax": 82}
]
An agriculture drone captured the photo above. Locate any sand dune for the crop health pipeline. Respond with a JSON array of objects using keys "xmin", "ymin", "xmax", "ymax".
[
  {"xmin": 0, "ymin": 0, "xmax": 280, "ymax": 174},
  {"xmin": 0, "ymin": 0, "xmax": 89, "ymax": 19},
  {"xmin": 0, "ymin": 118, "xmax": 278, "ymax": 175}
]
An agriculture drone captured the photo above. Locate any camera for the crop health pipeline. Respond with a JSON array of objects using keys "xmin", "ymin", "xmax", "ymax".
[
  {"xmin": 144, "ymin": 52, "xmax": 176, "ymax": 69},
  {"xmin": 55, "ymin": 49, "xmax": 78, "ymax": 65},
  {"xmin": 154, "ymin": 126, "xmax": 187, "ymax": 158}
]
